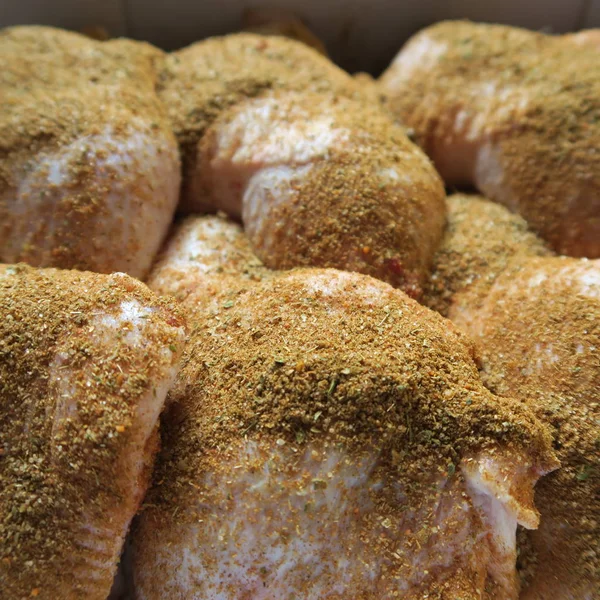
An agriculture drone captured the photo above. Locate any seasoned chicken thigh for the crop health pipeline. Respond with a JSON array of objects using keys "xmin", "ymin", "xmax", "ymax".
[
  {"xmin": 0, "ymin": 264, "xmax": 186, "ymax": 599},
  {"xmin": 380, "ymin": 21, "xmax": 600, "ymax": 257},
  {"xmin": 421, "ymin": 196, "xmax": 597, "ymax": 597},
  {"xmin": 196, "ymin": 91, "xmax": 445, "ymax": 295},
  {"xmin": 0, "ymin": 27, "xmax": 180, "ymax": 277},
  {"xmin": 424, "ymin": 194, "xmax": 552, "ymax": 316},
  {"xmin": 450, "ymin": 257, "xmax": 600, "ymax": 600},
  {"xmin": 131, "ymin": 269, "xmax": 556, "ymax": 600}
]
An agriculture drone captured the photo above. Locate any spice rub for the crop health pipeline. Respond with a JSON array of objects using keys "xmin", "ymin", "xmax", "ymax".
[
  {"xmin": 0, "ymin": 264, "xmax": 186, "ymax": 599},
  {"xmin": 131, "ymin": 268, "xmax": 556, "ymax": 599},
  {"xmin": 424, "ymin": 194, "xmax": 552, "ymax": 316},
  {"xmin": 380, "ymin": 21, "xmax": 600, "ymax": 258},
  {"xmin": 0, "ymin": 26, "xmax": 180, "ymax": 277}
]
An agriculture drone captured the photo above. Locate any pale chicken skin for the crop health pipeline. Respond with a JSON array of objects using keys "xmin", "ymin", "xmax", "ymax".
[
  {"xmin": 0, "ymin": 26, "xmax": 180, "ymax": 278},
  {"xmin": 379, "ymin": 21, "xmax": 600, "ymax": 258},
  {"xmin": 131, "ymin": 269, "xmax": 557, "ymax": 599},
  {"xmin": 0, "ymin": 264, "xmax": 186, "ymax": 599},
  {"xmin": 449, "ymin": 257, "xmax": 600, "ymax": 600},
  {"xmin": 159, "ymin": 35, "xmax": 446, "ymax": 297},
  {"xmin": 147, "ymin": 214, "xmax": 270, "ymax": 303}
]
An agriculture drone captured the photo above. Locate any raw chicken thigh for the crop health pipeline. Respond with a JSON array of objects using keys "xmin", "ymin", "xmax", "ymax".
[
  {"xmin": 424, "ymin": 194, "xmax": 552, "ymax": 316},
  {"xmin": 0, "ymin": 264, "xmax": 186, "ymax": 599},
  {"xmin": 159, "ymin": 35, "xmax": 446, "ymax": 296},
  {"xmin": 380, "ymin": 21, "xmax": 600, "ymax": 257},
  {"xmin": 131, "ymin": 268, "xmax": 556, "ymax": 599},
  {"xmin": 450, "ymin": 257, "xmax": 600, "ymax": 600},
  {"xmin": 422, "ymin": 195, "xmax": 598, "ymax": 597},
  {"xmin": 0, "ymin": 26, "xmax": 180, "ymax": 277}
]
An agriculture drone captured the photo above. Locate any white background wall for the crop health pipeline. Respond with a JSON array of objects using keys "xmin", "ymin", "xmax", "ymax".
[{"xmin": 1, "ymin": 0, "xmax": 598, "ymax": 73}]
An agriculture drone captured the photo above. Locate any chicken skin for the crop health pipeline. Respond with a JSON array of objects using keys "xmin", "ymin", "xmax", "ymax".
[{"xmin": 148, "ymin": 214, "xmax": 270, "ymax": 303}]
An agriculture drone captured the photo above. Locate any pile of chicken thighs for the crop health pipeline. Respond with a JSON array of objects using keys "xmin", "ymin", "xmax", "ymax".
[{"xmin": 0, "ymin": 19, "xmax": 598, "ymax": 600}]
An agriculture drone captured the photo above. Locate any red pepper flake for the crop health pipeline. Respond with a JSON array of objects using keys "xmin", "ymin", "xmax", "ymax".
[{"xmin": 384, "ymin": 257, "xmax": 405, "ymax": 277}]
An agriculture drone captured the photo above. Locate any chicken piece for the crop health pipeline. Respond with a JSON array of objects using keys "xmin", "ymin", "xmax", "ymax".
[
  {"xmin": 0, "ymin": 264, "xmax": 186, "ymax": 599},
  {"xmin": 449, "ymin": 257, "xmax": 600, "ymax": 600},
  {"xmin": 0, "ymin": 26, "xmax": 180, "ymax": 278},
  {"xmin": 181, "ymin": 89, "xmax": 445, "ymax": 296},
  {"xmin": 131, "ymin": 268, "xmax": 557, "ymax": 599},
  {"xmin": 148, "ymin": 214, "xmax": 269, "ymax": 303},
  {"xmin": 424, "ymin": 194, "xmax": 552, "ymax": 316},
  {"xmin": 379, "ymin": 21, "xmax": 600, "ymax": 258}
]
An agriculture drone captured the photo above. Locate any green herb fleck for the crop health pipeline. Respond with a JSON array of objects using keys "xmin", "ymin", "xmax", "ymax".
[
  {"xmin": 576, "ymin": 465, "xmax": 592, "ymax": 481},
  {"xmin": 327, "ymin": 378, "xmax": 338, "ymax": 396}
]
